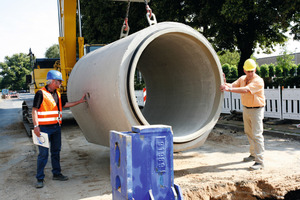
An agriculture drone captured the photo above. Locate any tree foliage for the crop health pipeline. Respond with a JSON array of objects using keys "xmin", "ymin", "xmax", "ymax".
[
  {"xmin": 80, "ymin": 0, "xmax": 190, "ymax": 44},
  {"xmin": 0, "ymin": 53, "xmax": 32, "ymax": 90},
  {"xmin": 79, "ymin": 0, "xmax": 299, "ymax": 77},
  {"xmin": 45, "ymin": 44, "xmax": 60, "ymax": 58},
  {"xmin": 222, "ymin": 63, "xmax": 230, "ymax": 77},
  {"xmin": 256, "ymin": 66, "xmax": 260, "ymax": 76},
  {"xmin": 268, "ymin": 63, "xmax": 275, "ymax": 77},
  {"xmin": 229, "ymin": 65, "xmax": 238, "ymax": 78},
  {"xmin": 289, "ymin": 64, "xmax": 297, "ymax": 76},
  {"xmin": 276, "ymin": 51, "xmax": 295, "ymax": 77},
  {"xmin": 218, "ymin": 50, "xmax": 240, "ymax": 66},
  {"xmin": 188, "ymin": 0, "xmax": 299, "ymax": 76},
  {"xmin": 80, "ymin": 0, "xmax": 148, "ymax": 44},
  {"xmin": 260, "ymin": 64, "xmax": 269, "ymax": 78},
  {"xmin": 275, "ymin": 65, "xmax": 283, "ymax": 77}
]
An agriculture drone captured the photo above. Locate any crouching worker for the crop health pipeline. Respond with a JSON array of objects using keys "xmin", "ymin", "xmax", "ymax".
[{"xmin": 32, "ymin": 70, "xmax": 86, "ymax": 188}]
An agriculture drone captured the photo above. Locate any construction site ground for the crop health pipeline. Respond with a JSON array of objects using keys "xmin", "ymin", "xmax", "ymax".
[{"xmin": 1, "ymin": 94, "xmax": 300, "ymax": 200}]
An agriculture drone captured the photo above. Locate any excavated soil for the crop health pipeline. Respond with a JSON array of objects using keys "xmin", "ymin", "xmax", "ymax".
[{"xmin": 174, "ymin": 129, "xmax": 300, "ymax": 200}]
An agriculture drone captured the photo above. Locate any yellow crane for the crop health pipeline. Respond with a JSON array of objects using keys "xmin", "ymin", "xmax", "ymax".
[{"xmin": 57, "ymin": 0, "xmax": 84, "ymax": 94}]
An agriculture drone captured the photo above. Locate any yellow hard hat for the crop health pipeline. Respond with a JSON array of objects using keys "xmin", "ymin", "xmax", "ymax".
[{"xmin": 243, "ymin": 59, "xmax": 257, "ymax": 71}]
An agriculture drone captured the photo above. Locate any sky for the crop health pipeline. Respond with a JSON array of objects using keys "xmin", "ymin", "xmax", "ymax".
[
  {"xmin": 0, "ymin": 0, "xmax": 59, "ymax": 62},
  {"xmin": 254, "ymin": 33, "xmax": 300, "ymax": 58},
  {"xmin": 0, "ymin": 0, "xmax": 299, "ymax": 63}
]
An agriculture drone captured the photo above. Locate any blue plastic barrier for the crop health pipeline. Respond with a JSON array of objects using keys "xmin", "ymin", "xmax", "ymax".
[{"xmin": 110, "ymin": 125, "xmax": 183, "ymax": 200}]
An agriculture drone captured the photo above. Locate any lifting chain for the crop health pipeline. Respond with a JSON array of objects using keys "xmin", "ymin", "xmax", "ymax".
[
  {"xmin": 120, "ymin": 0, "xmax": 157, "ymax": 39},
  {"xmin": 120, "ymin": 0, "xmax": 131, "ymax": 39},
  {"xmin": 144, "ymin": 0, "xmax": 157, "ymax": 26}
]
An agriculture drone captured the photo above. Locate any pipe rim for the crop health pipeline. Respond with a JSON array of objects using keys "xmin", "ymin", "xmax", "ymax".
[{"xmin": 126, "ymin": 26, "xmax": 223, "ymax": 144}]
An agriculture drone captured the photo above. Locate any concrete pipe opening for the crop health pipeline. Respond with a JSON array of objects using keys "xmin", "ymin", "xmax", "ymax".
[{"xmin": 68, "ymin": 22, "xmax": 223, "ymax": 152}]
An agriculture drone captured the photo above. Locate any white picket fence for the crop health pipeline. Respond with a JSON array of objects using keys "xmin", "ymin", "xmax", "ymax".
[{"xmin": 222, "ymin": 86, "xmax": 300, "ymax": 120}]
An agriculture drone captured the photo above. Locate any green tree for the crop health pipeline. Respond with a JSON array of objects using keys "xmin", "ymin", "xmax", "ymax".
[
  {"xmin": 289, "ymin": 64, "xmax": 297, "ymax": 76},
  {"xmin": 180, "ymin": 0, "xmax": 299, "ymax": 76},
  {"xmin": 222, "ymin": 63, "xmax": 230, "ymax": 77},
  {"xmin": 218, "ymin": 50, "xmax": 240, "ymax": 66},
  {"xmin": 260, "ymin": 64, "xmax": 269, "ymax": 78},
  {"xmin": 268, "ymin": 64, "xmax": 275, "ymax": 77},
  {"xmin": 0, "ymin": 53, "xmax": 32, "ymax": 90},
  {"xmin": 45, "ymin": 44, "xmax": 60, "ymax": 58},
  {"xmin": 80, "ymin": 0, "xmax": 148, "ymax": 44},
  {"xmin": 229, "ymin": 65, "xmax": 238, "ymax": 78},
  {"xmin": 297, "ymin": 64, "xmax": 300, "ymax": 76},
  {"xmin": 80, "ymin": 0, "xmax": 299, "ymax": 78},
  {"xmin": 0, "ymin": 77, "xmax": 3, "ymax": 88},
  {"xmin": 276, "ymin": 51, "xmax": 294, "ymax": 77},
  {"xmin": 275, "ymin": 65, "xmax": 283, "ymax": 77},
  {"xmin": 256, "ymin": 66, "xmax": 261, "ymax": 76}
]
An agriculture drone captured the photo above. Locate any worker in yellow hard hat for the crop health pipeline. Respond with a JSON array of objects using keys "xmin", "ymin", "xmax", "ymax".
[
  {"xmin": 243, "ymin": 58, "xmax": 257, "ymax": 71},
  {"xmin": 220, "ymin": 58, "xmax": 265, "ymax": 171}
]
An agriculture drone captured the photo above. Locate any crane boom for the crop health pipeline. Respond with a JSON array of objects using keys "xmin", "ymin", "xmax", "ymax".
[{"xmin": 57, "ymin": 0, "xmax": 84, "ymax": 93}]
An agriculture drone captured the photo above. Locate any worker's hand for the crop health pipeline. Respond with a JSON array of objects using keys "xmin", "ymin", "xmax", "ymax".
[
  {"xmin": 220, "ymin": 84, "xmax": 229, "ymax": 92},
  {"xmin": 63, "ymin": 93, "xmax": 88, "ymax": 108},
  {"xmin": 34, "ymin": 126, "xmax": 41, "ymax": 137},
  {"xmin": 79, "ymin": 93, "xmax": 87, "ymax": 104}
]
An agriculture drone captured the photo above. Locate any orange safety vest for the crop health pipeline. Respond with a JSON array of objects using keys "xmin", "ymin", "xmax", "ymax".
[{"xmin": 37, "ymin": 87, "xmax": 62, "ymax": 125}]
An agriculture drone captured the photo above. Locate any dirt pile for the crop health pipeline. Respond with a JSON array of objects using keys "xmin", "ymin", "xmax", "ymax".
[
  {"xmin": 182, "ymin": 175, "xmax": 300, "ymax": 200},
  {"xmin": 174, "ymin": 128, "xmax": 300, "ymax": 200}
]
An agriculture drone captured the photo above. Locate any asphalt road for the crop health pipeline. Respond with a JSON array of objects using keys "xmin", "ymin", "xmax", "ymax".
[
  {"xmin": 0, "ymin": 93, "xmax": 32, "ymax": 128},
  {"xmin": 0, "ymin": 94, "xmax": 34, "ymax": 174}
]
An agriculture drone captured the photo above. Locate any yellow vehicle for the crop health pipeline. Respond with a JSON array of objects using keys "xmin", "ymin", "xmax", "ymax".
[
  {"xmin": 22, "ymin": 0, "xmax": 85, "ymax": 136},
  {"xmin": 27, "ymin": 59, "xmax": 60, "ymax": 93}
]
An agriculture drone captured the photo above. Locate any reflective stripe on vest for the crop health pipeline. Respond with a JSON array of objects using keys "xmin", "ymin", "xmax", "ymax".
[{"xmin": 37, "ymin": 87, "xmax": 62, "ymax": 125}]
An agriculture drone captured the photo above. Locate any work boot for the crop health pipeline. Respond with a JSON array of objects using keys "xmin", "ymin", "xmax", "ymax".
[
  {"xmin": 53, "ymin": 174, "xmax": 69, "ymax": 181},
  {"xmin": 243, "ymin": 155, "xmax": 255, "ymax": 162},
  {"xmin": 250, "ymin": 162, "xmax": 264, "ymax": 171},
  {"xmin": 35, "ymin": 179, "xmax": 44, "ymax": 188}
]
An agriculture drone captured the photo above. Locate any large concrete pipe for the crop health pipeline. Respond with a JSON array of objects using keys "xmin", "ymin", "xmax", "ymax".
[{"xmin": 68, "ymin": 22, "xmax": 223, "ymax": 152}]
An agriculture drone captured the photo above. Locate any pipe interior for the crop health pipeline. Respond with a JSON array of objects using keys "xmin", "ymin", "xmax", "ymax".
[{"xmin": 135, "ymin": 32, "xmax": 220, "ymax": 141}]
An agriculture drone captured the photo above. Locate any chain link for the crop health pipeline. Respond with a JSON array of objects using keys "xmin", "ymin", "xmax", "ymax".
[
  {"xmin": 144, "ymin": 0, "xmax": 157, "ymax": 26},
  {"xmin": 120, "ymin": 0, "xmax": 131, "ymax": 39}
]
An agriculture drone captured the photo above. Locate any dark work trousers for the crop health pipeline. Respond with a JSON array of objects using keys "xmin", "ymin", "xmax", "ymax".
[{"xmin": 36, "ymin": 124, "xmax": 61, "ymax": 180}]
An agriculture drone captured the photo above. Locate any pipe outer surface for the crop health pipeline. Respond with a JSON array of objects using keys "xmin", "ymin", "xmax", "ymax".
[{"xmin": 67, "ymin": 22, "xmax": 224, "ymax": 152}]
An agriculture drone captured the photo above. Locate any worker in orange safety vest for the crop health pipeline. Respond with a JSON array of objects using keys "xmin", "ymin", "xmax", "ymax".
[{"xmin": 32, "ymin": 70, "xmax": 86, "ymax": 188}]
